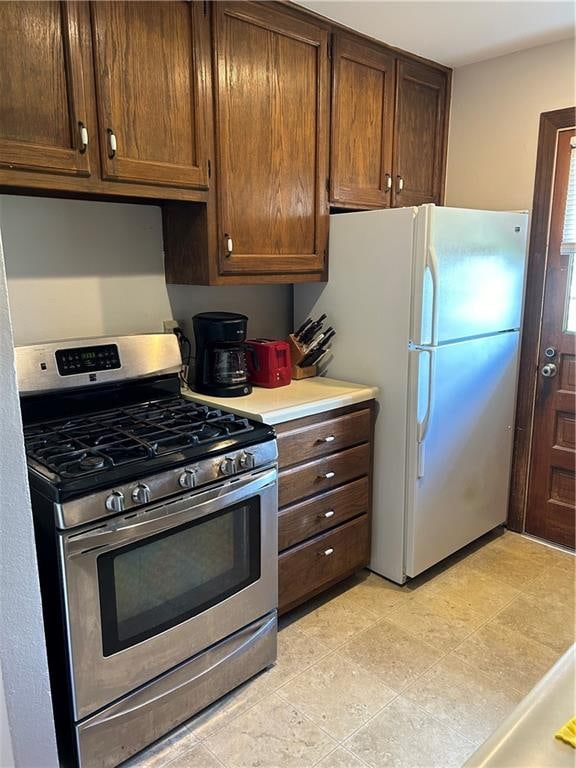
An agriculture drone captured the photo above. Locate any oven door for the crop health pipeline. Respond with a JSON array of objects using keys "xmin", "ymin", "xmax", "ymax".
[{"xmin": 60, "ymin": 466, "xmax": 277, "ymax": 720}]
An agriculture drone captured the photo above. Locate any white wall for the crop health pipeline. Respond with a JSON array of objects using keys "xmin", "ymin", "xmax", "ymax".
[
  {"xmin": 0, "ymin": 667, "xmax": 14, "ymax": 768},
  {"xmin": 446, "ymin": 37, "xmax": 575, "ymax": 210},
  {"xmin": 0, "ymin": 203, "xmax": 59, "ymax": 767},
  {"xmin": 0, "ymin": 196, "xmax": 291, "ymax": 350}
]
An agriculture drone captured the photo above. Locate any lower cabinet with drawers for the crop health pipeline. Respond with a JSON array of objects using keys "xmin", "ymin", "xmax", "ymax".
[{"xmin": 275, "ymin": 401, "xmax": 375, "ymax": 614}]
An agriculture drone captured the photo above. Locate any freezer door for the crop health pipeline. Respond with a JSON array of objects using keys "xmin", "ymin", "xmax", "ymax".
[
  {"xmin": 405, "ymin": 332, "xmax": 520, "ymax": 578},
  {"xmin": 412, "ymin": 206, "xmax": 528, "ymax": 345}
]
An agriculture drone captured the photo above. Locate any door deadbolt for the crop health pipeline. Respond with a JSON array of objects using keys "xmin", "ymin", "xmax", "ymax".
[
  {"xmin": 541, "ymin": 363, "xmax": 558, "ymax": 378},
  {"xmin": 544, "ymin": 346, "xmax": 557, "ymax": 358}
]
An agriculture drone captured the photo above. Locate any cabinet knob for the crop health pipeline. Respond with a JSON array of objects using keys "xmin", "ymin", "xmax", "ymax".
[
  {"xmin": 318, "ymin": 547, "xmax": 334, "ymax": 557},
  {"xmin": 384, "ymin": 172, "xmax": 392, "ymax": 192},
  {"xmin": 318, "ymin": 471, "xmax": 335, "ymax": 480},
  {"xmin": 318, "ymin": 509, "xmax": 335, "ymax": 519},
  {"xmin": 319, "ymin": 434, "xmax": 335, "ymax": 443},
  {"xmin": 78, "ymin": 122, "xmax": 88, "ymax": 153},
  {"xmin": 107, "ymin": 128, "xmax": 117, "ymax": 159},
  {"xmin": 396, "ymin": 175, "xmax": 404, "ymax": 193},
  {"xmin": 224, "ymin": 233, "xmax": 233, "ymax": 257}
]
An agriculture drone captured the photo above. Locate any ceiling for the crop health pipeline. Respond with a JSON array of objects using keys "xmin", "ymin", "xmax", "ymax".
[{"xmin": 294, "ymin": 1, "xmax": 575, "ymax": 67}]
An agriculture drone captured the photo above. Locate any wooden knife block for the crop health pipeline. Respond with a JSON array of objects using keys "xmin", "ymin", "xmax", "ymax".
[{"xmin": 287, "ymin": 334, "xmax": 317, "ymax": 380}]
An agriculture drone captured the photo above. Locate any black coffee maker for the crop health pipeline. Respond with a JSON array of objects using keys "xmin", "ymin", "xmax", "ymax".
[{"xmin": 192, "ymin": 312, "xmax": 252, "ymax": 397}]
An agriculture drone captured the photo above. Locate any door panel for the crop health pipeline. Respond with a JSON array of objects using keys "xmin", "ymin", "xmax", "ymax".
[
  {"xmin": 330, "ymin": 34, "xmax": 395, "ymax": 209},
  {"xmin": 526, "ymin": 130, "xmax": 576, "ymax": 548},
  {"xmin": 393, "ymin": 60, "xmax": 448, "ymax": 207},
  {"xmin": 0, "ymin": 1, "xmax": 92, "ymax": 176},
  {"xmin": 412, "ymin": 206, "xmax": 528, "ymax": 345},
  {"xmin": 90, "ymin": 1, "xmax": 208, "ymax": 188},
  {"xmin": 405, "ymin": 333, "xmax": 520, "ymax": 577},
  {"xmin": 214, "ymin": 2, "xmax": 329, "ymax": 276}
]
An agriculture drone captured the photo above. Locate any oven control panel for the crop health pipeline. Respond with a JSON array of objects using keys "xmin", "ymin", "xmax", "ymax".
[{"xmin": 56, "ymin": 344, "xmax": 121, "ymax": 376}]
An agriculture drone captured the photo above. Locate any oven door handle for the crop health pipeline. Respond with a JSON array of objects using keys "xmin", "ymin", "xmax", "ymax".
[{"xmin": 64, "ymin": 467, "xmax": 277, "ymax": 558}]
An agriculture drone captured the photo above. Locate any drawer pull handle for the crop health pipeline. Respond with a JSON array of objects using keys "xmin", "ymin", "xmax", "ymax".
[
  {"xmin": 319, "ymin": 510, "xmax": 335, "ymax": 519},
  {"xmin": 319, "ymin": 471, "xmax": 335, "ymax": 480},
  {"xmin": 319, "ymin": 435, "xmax": 335, "ymax": 443},
  {"xmin": 319, "ymin": 548, "xmax": 334, "ymax": 557}
]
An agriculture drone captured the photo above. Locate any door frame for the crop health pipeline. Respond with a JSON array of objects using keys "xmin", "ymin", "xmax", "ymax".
[{"xmin": 508, "ymin": 106, "xmax": 576, "ymax": 532}]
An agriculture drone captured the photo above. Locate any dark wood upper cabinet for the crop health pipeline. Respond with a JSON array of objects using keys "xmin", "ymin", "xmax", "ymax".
[
  {"xmin": 393, "ymin": 59, "xmax": 449, "ymax": 207},
  {"xmin": 90, "ymin": 1, "xmax": 209, "ymax": 189},
  {"xmin": 0, "ymin": 1, "xmax": 93, "ymax": 177},
  {"xmin": 330, "ymin": 34, "xmax": 395, "ymax": 209},
  {"xmin": 212, "ymin": 2, "xmax": 329, "ymax": 278}
]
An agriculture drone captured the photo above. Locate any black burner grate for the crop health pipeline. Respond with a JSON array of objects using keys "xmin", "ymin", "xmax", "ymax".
[{"xmin": 24, "ymin": 398, "xmax": 254, "ymax": 479}]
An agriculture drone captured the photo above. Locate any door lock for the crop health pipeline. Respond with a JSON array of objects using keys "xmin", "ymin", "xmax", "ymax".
[
  {"xmin": 541, "ymin": 363, "xmax": 558, "ymax": 378},
  {"xmin": 544, "ymin": 346, "xmax": 557, "ymax": 358}
]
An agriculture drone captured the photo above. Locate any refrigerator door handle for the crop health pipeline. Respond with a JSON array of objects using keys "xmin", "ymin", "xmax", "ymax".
[
  {"xmin": 416, "ymin": 348, "xmax": 434, "ymax": 478},
  {"xmin": 426, "ymin": 245, "xmax": 439, "ymax": 346}
]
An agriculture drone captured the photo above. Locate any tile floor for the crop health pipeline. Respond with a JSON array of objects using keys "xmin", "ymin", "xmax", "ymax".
[{"xmin": 127, "ymin": 529, "xmax": 575, "ymax": 768}]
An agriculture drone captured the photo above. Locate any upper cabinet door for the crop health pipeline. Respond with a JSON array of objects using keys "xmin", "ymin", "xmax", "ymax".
[
  {"xmin": 331, "ymin": 34, "xmax": 395, "ymax": 209},
  {"xmin": 393, "ymin": 60, "xmax": 449, "ymax": 207},
  {"xmin": 213, "ymin": 2, "xmax": 329, "ymax": 278},
  {"xmin": 0, "ymin": 2, "xmax": 92, "ymax": 177},
  {"xmin": 90, "ymin": 1, "xmax": 209, "ymax": 189}
]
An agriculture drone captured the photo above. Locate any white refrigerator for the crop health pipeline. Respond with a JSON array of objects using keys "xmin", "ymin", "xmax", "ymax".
[{"xmin": 294, "ymin": 205, "xmax": 528, "ymax": 584}]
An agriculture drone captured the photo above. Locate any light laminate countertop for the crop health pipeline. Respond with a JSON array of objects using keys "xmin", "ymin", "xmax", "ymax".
[{"xmin": 182, "ymin": 377, "xmax": 378, "ymax": 424}]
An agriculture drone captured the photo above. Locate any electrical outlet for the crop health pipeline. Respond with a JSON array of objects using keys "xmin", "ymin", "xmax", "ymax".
[{"xmin": 163, "ymin": 319, "xmax": 180, "ymax": 333}]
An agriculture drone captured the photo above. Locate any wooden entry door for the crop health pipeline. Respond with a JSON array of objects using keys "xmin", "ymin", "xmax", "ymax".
[{"xmin": 525, "ymin": 129, "xmax": 576, "ymax": 548}]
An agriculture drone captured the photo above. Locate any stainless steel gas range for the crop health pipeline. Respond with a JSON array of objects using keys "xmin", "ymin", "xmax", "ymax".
[{"xmin": 16, "ymin": 334, "xmax": 278, "ymax": 768}]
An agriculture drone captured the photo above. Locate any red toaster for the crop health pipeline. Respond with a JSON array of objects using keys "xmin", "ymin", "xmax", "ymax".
[{"xmin": 246, "ymin": 339, "xmax": 292, "ymax": 388}]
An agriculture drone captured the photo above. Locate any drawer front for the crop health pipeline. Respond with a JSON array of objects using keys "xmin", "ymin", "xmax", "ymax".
[
  {"xmin": 278, "ymin": 477, "xmax": 369, "ymax": 551},
  {"xmin": 277, "ymin": 409, "xmax": 371, "ymax": 469},
  {"xmin": 278, "ymin": 444, "xmax": 370, "ymax": 508},
  {"xmin": 279, "ymin": 514, "xmax": 370, "ymax": 612}
]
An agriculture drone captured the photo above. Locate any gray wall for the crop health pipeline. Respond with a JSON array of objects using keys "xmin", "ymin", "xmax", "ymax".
[
  {"xmin": 1, "ymin": 196, "xmax": 291, "ymax": 351},
  {"xmin": 0, "ymin": 201, "xmax": 59, "ymax": 767}
]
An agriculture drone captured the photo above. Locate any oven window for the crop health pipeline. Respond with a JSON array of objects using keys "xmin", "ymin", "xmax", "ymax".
[{"xmin": 98, "ymin": 498, "xmax": 261, "ymax": 655}]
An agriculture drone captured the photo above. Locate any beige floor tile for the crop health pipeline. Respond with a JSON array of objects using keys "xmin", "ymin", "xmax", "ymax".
[
  {"xmin": 256, "ymin": 624, "xmax": 331, "ymax": 691},
  {"xmin": 423, "ymin": 561, "xmax": 519, "ymax": 619},
  {"xmin": 338, "ymin": 619, "xmax": 443, "ymax": 692},
  {"xmin": 386, "ymin": 590, "xmax": 486, "ymax": 652},
  {"xmin": 124, "ymin": 725, "xmax": 199, "ymax": 768},
  {"xmin": 334, "ymin": 571, "xmax": 415, "ymax": 617},
  {"xmin": 493, "ymin": 592, "xmax": 575, "ymax": 655},
  {"xmin": 551, "ymin": 552, "xmax": 576, "ymax": 577},
  {"xmin": 184, "ymin": 671, "xmax": 272, "ymax": 741},
  {"xmin": 489, "ymin": 532, "xmax": 573, "ymax": 571},
  {"xmin": 523, "ymin": 563, "xmax": 576, "ymax": 605},
  {"xmin": 465, "ymin": 544, "xmax": 546, "ymax": 589},
  {"xmin": 165, "ymin": 744, "xmax": 224, "ymax": 768},
  {"xmin": 204, "ymin": 692, "xmax": 336, "ymax": 768},
  {"xmin": 344, "ymin": 695, "xmax": 476, "ymax": 768},
  {"xmin": 315, "ymin": 746, "xmax": 368, "ymax": 768},
  {"xmin": 403, "ymin": 655, "xmax": 522, "ymax": 747},
  {"xmin": 453, "ymin": 619, "xmax": 559, "ymax": 697},
  {"xmin": 292, "ymin": 593, "xmax": 380, "ymax": 649},
  {"xmin": 276, "ymin": 652, "xmax": 396, "ymax": 740}
]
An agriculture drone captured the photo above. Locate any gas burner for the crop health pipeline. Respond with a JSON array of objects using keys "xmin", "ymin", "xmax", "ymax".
[{"xmin": 23, "ymin": 396, "xmax": 256, "ymax": 481}]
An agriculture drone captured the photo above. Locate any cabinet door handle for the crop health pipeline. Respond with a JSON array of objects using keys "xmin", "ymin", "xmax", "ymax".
[
  {"xmin": 319, "ymin": 471, "xmax": 335, "ymax": 480},
  {"xmin": 319, "ymin": 435, "xmax": 335, "ymax": 443},
  {"xmin": 384, "ymin": 172, "xmax": 392, "ymax": 192},
  {"xmin": 107, "ymin": 128, "xmax": 117, "ymax": 159},
  {"xmin": 396, "ymin": 175, "xmax": 404, "ymax": 193},
  {"xmin": 318, "ymin": 509, "xmax": 335, "ymax": 519},
  {"xmin": 224, "ymin": 233, "xmax": 233, "ymax": 257},
  {"xmin": 318, "ymin": 547, "xmax": 334, "ymax": 557},
  {"xmin": 78, "ymin": 122, "xmax": 88, "ymax": 153}
]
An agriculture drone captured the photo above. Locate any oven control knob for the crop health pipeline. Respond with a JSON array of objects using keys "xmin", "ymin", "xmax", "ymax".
[
  {"xmin": 131, "ymin": 483, "xmax": 151, "ymax": 505},
  {"xmin": 105, "ymin": 490, "xmax": 125, "ymax": 513},
  {"xmin": 220, "ymin": 457, "xmax": 236, "ymax": 476},
  {"xmin": 179, "ymin": 468, "xmax": 197, "ymax": 489},
  {"xmin": 239, "ymin": 451, "xmax": 255, "ymax": 470}
]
